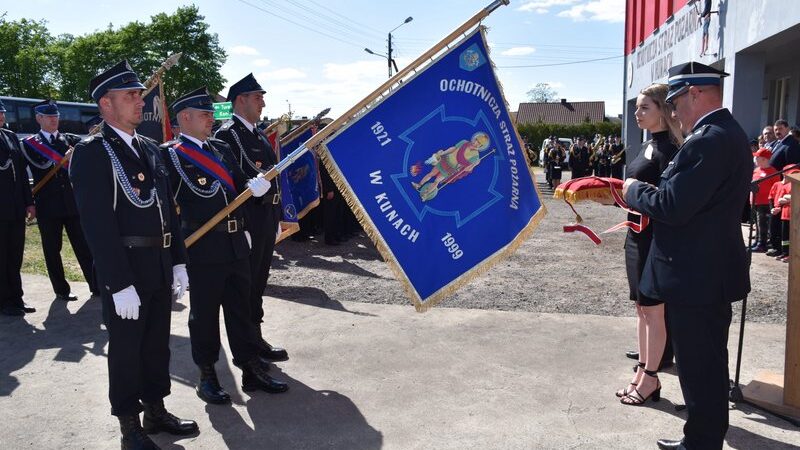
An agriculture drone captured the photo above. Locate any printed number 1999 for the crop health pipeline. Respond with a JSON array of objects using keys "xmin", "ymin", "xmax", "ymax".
[
  {"xmin": 442, "ymin": 232, "xmax": 464, "ymax": 260},
  {"xmin": 371, "ymin": 121, "xmax": 392, "ymax": 147}
]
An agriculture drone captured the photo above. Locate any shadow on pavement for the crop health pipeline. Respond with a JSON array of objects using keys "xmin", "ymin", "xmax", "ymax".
[
  {"xmin": 0, "ymin": 295, "xmax": 107, "ymax": 396},
  {"xmin": 266, "ymin": 284, "xmax": 377, "ymax": 317},
  {"xmin": 202, "ymin": 365, "xmax": 383, "ymax": 450}
]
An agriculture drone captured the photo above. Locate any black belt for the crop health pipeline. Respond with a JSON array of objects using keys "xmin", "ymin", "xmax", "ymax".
[
  {"xmin": 182, "ymin": 218, "xmax": 244, "ymax": 234},
  {"xmin": 121, "ymin": 233, "xmax": 172, "ymax": 248}
]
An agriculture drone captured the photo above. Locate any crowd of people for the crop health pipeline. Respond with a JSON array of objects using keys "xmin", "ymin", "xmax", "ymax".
[
  {"xmin": 541, "ymin": 133, "xmax": 626, "ymax": 188},
  {"xmin": 749, "ymin": 119, "xmax": 799, "ymax": 263}
]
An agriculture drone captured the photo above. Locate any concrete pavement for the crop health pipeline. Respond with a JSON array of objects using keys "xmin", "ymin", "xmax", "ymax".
[{"xmin": 0, "ymin": 274, "xmax": 797, "ymax": 449}]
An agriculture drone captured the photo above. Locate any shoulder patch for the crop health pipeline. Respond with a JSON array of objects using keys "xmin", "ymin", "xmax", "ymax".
[{"xmin": 218, "ymin": 119, "xmax": 234, "ymax": 131}]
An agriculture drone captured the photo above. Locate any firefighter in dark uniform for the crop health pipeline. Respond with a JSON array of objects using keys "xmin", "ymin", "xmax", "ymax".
[
  {"xmin": 0, "ymin": 99, "xmax": 36, "ymax": 316},
  {"xmin": 623, "ymin": 62, "xmax": 751, "ymax": 450},
  {"xmin": 610, "ymin": 135, "xmax": 626, "ymax": 179},
  {"xmin": 163, "ymin": 87, "xmax": 288, "ymax": 404},
  {"xmin": 20, "ymin": 100, "xmax": 97, "ymax": 301},
  {"xmin": 69, "ymin": 60, "xmax": 197, "ymax": 449},
  {"xmin": 214, "ymin": 73, "xmax": 288, "ymax": 363}
]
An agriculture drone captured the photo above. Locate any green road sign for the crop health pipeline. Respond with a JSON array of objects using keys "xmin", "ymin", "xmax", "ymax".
[{"xmin": 213, "ymin": 102, "xmax": 233, "ymax": 120}]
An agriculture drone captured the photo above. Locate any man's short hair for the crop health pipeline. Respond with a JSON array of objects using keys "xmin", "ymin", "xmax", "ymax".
[{"xmin": 775, "ymin": 119, "xmax": 789, "ymax": 128}]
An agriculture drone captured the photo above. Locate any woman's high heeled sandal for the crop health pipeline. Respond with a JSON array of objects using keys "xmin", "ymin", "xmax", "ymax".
[
  {"xmin": 616, "ymin": 362, "xmax": 645, "ymax": 398},
  {"xmin": 621, "ymin": 369, "xmax": 661, "ymax": 406}
]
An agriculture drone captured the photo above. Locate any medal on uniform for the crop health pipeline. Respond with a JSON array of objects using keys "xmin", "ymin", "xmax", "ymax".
[
  {"xmin": 137, "ymin": 172, "xmax": 145, "ymax": 181},
  {"xmin": 255, "ymin": 161, "xmax": 262, "ymax": 169},
  {"xmin": 198, "ymin": 177, "xmax": 207, "ymax": 185}
]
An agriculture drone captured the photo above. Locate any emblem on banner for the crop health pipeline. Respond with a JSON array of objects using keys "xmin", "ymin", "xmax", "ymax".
[
  {"xmin": 459, "ymin": 43, "xmax": 487, "ymax": 71},
  {"xmin": 392, "ymin": 107, "xmax": 503, "ymax": 228}
]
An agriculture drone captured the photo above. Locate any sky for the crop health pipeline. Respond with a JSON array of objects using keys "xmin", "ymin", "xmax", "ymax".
[{"xmin": 5, "ymin": 0, "xmax": 625, "ymax": 120}]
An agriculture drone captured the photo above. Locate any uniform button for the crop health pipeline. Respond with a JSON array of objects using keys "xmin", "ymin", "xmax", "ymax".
[{"xmin": 668, "ymin": 257, "xmax": 673, "ymax": 262}]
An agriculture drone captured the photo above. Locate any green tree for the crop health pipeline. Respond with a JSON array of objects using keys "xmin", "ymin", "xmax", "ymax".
[
  {"xmin": 0, "ymin": 15, "xmax": 59, "ymax": 98},
  {"xmin": 50, "ymin": 6, "xmax": 226, "ymax": 103}
]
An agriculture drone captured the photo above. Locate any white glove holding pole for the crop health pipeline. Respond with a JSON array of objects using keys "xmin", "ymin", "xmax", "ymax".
[
  {"xmin": 248, "ymin": 176, "xmax": 271, "ymax": 197},
  {"xmin": 172, "ymin": 264, "xmax": 189, "ymax": 300},
  {"xmin": 112, "ymin": 285, "xmax": 141, "ymax": 320}
]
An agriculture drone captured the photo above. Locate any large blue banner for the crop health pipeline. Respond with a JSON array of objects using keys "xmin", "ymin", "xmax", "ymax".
[
  {"xmin": 321, "ymin": 28, "xmax": 545, "ymax": 310},
  {"xmin": 282, "ymin": 127, "xmax": 321, "ymax": 219}
]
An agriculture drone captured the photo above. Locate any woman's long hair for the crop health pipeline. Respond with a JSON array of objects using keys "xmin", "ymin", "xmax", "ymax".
[{"xmin": 640, "ymin": 83, "xmax": 684, "ymax": 146}]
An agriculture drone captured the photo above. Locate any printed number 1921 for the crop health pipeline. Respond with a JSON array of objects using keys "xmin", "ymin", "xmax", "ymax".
[
  {"xmin": 371, "ymin": 121, "xmax": 392, "ymax": 147},
  {"xmin": 442, "ymin": 232, "xmax": 464, "ymax": 260}
]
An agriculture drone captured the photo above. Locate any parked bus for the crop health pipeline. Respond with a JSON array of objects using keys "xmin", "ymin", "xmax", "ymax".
[{"xmin": 0, "ymin": 96, "xmax": 98, "ymax": 137}]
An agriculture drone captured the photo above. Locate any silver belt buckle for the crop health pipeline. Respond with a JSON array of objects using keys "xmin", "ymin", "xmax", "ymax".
[
  {"xmin": 227, "ymin": 219, "xmax": 238, "ymax": 233},
  {"xmin": 162, "ymin": 232, "xmax": 172, "ymax": 248},
  {"xmin": 272, "ymin": 194, "xmax": 280, "ymax": 205}
]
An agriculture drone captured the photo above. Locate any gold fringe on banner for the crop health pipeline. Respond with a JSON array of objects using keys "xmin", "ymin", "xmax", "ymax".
[{"xmin": 316, "ymin": 26, "xmax": 546, "ymax": 312}]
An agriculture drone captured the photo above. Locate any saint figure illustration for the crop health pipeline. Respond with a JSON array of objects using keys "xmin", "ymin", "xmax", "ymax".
[{"xmin": 411, "ymin": 131, "xmax": 492, "ymax": 202}]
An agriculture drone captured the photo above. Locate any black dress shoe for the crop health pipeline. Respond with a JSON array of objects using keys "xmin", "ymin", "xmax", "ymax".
[
  {"xmin": 196, "ymin": 365, "xmax": 231, "ymax": 405},
  {"xmin": 242, "ymin": 359, "xmax": 289, "ymax": 393},
  {"xmin": 625, "ymin": 350, "xmax": 639, "ymax": 360},
  {"xmin": 657, "ymin": 438, "xmax": 688, "ymax": 449},
  {"xmin": 142, "ymin": 400, "xmax": 199, "ymax": 436},
  {"xmin": 258, "ymin": 339, "xmax": 289, "ymax": 362},
  {"xmin": 55, "ymin": 293, "xmax": 78, "ymax": 302},
  {"xmin": 119, "ymin": 415, "xmax": 160, "ymax": 450},
  {"xmin": 0, "ymin": 305, "xmax": 25, "ymax": 316}
]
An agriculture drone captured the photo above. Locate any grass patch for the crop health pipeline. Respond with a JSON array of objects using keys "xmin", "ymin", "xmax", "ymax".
[{"xmin": 22, "ymin": 222, "xmax": 87, "ymax": 282}]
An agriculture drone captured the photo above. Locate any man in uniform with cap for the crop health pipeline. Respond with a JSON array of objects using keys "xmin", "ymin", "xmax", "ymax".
[
  {"xmin": 214, "ymin": 73, "xmax": 288, "ymax": 363},
  {"xmin": 163, "ymin": 87, "xmax": 289, "ymax": 404},
  {"xmin": 623, "ymin": 62, "xmax": 751, "ymax": 450},
  {"xmin": 20, "ymin": 100, "xmax": 97, "ymax": 302},
  {"xmin": 69, "ymin": 60, "xmax": 197, "ymax": 449},
  {"xmin": 0, "ymin": 98, "xmax": 37, "ymax": 316}
]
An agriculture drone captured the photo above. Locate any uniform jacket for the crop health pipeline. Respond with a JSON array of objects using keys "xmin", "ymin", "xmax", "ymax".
[
  {"xmin": 163, "ymin": 136, "xmax": 251, "ymax": 265},
  {"xmin": 773, "ymin": 180, "xmax": 792, "ymax": 221},
  {"xmin": 214, "ymin": 116, "xmax": 279, "ymax": 209},
  {"xmin": 69, "ymin": 124, "xmax": 186, "ymax": 295},
  {"xmin": 0, "ymin": 127, "xmax": 33, "ymax": 221},
  {"xmin": 625, "ymin": 108, "xmax": 751, "ymax": 305},
  {"xmin": 20, "ymin": 131, "xmax": 81, "ymax": 219},
  {"xmin": 768, "ymin": 134, "xmax": 800, "ymax": 170}
]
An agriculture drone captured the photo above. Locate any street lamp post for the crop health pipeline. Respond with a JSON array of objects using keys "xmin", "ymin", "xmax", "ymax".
[{"xmin": 365, "ymin": 16, "xmax": 413, "ymax": 78}]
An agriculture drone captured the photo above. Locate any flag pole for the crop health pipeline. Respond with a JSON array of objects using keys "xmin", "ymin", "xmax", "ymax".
[
  {"xmin": 33, "ymin": 54, "xmax": 183, "ymax": 195},
  {"xmin": 279, "ymin": 107, "xmax": 330, "ymax": 147},
  {"xmin": 183, "ymin": 0, "xmax": 510, "ymax": 247}
]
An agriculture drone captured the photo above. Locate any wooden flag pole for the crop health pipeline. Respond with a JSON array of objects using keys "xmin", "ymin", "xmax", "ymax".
[
  {"xmin": 279, "ymin": 107, "xmax": 330, "ymax": 147},
  {"xmin": 184, "ymin": 0, "xmax": 510, "ymax": 248},
  {"xmin": 33, "ymin": 54, "xmax": 183, "ymax": 196}
]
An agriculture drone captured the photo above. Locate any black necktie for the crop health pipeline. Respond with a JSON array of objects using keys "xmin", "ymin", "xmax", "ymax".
[
  {"xmin": 131, "ymin": 138, "xmax": 142, "ymax": 159},
  {"xmin": 50, "ymin": 134, "xmax": 56, "ymax": 145},
  {"xmin": 202, "ymin": 142, "xmax": 211, "ymax": 153}
]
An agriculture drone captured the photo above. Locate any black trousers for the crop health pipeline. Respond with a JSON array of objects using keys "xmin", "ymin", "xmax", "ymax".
[
  {"xmin": 188, "ymin": 257, "xmax": 259, "ymax": 366},
  {"xmin": 322, "ymin": 194, "xmax": 342, "ymax": 243},
  {"xmin": 245, "ymin": 201, "xmax": 278, "ymax": 332},
  {"xmin": 37, "ymin": 215, "xmax": 96, "ymax": 295},
  {"xmin": 103, "ymin": 286, "xmax": 172, "ymax": 416},
  {"xmin": 0, "ymin": 219, "xmax": 25, "ymax": 310},
  {"xmin": 669, "ymin": 301, "xmax": 732, "ymax": 450},
  {"xmin": 768, "ymin": 213, "xmax": 782, "ymax": 251}
]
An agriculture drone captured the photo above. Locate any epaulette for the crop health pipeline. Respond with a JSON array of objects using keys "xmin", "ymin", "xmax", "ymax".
[
  {"xmin": 80, "ymin": 134, "xmax": 103, "ymax": 145},
  {"xmin": 207, "ymin": 136, "xmax": 229, "ymax": 146},
  {"xmin": 683, "ymin": 124, "xmax": 711, "ymax": 143},
  {"xmin": 217, "ymin": 119, "xmax": 234, "ymax": 131},
  {"xmin": 160, "ymin": 139, "xmax": 180, "ymax": 149},
  {"xmin": 138, "ymin": 135, "xmax": 159, "ymax": 145}
]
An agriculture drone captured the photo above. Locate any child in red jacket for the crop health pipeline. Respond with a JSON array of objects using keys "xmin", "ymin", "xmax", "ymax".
[
  {"xmin": 771, "ymin": 168, "xmax": 798, "ymax": 262},
  {"xmin": 751, "ymin": 149, "xmax": 778, "ymax": 252}
]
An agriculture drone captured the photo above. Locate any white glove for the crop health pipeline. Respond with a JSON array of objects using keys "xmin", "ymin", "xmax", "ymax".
[
  {"xmin": 245, "ymin": 230, "xmax": 252, "ymax": 249},
  {"xmin": 172, "ymin": 264, "xmax": 189, "ymax": 300},
  {"xmin": 247, "ymin": 176, "xmax": 271, "ymax": 197},
  {"xmin": 112, "ymin": 285, "xmax": 141, "ymax": 320}
]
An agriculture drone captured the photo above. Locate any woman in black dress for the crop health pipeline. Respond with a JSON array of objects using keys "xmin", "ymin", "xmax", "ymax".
[{"xmin": 616, "ymin": 83, "xmax": 682, "ymax": 406}]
